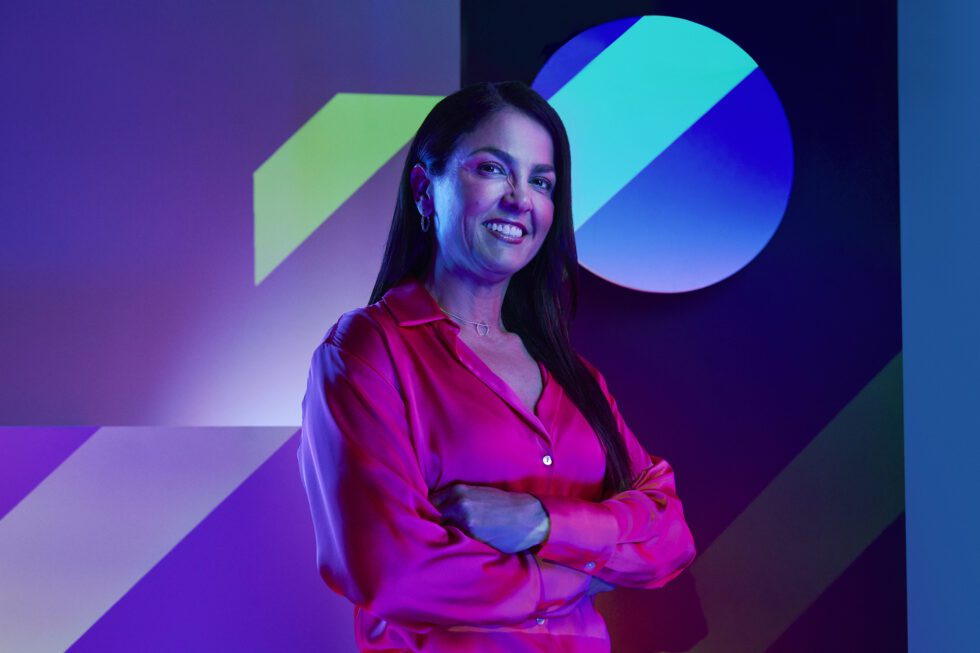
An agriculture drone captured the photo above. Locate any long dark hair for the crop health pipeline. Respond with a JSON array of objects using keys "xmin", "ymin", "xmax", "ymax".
[{"xmin": 369, "ymin": 81, "xmax": 631, "ymax": 497}]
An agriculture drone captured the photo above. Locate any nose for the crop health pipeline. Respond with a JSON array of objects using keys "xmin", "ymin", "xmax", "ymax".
[{"xmin": 504, "ymin": 178, "xmax": 532, "ymax": 214}]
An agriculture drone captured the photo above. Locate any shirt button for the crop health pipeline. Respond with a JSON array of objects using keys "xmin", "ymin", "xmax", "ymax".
[
  {"xmin": 535, "ymin": 617, "xmax": 546, "ymax": 625},
  {"xmin": 584, "ymin": 561, "xmax": 596, "ymax": 570},
  {"xmin": 542, "ymin": 455, "xmax": 553, "ymax": 466}
]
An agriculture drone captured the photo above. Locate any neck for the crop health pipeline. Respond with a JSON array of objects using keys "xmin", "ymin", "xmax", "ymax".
[{"xmin": 423, "ymin": 259, "xmax": 510, "ymax": 333}]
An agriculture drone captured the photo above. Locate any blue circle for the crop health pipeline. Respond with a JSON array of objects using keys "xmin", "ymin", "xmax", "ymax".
[{"xmin": 533, "ymin": 16, "xmax": 793, "ymax": 293}]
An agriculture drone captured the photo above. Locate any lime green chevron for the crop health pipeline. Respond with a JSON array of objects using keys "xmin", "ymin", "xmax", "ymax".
[{"xmin": 253, "ymin": 93, "xmax": 442, "ymax": 285}]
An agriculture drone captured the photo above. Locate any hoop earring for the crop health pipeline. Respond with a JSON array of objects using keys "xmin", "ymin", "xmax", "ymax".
[{"xmin": 420, "ymin": 213, "xmax": 431, "ymax": 233}]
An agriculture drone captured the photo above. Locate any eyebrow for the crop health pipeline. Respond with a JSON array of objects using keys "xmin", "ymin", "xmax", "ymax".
[{"xmin": 467, "ymin": 146, "xmax": 555, "ymax": 175}]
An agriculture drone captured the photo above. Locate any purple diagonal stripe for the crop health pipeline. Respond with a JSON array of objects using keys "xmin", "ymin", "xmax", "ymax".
[
  {"xmin": 532, "ymin": 16, "xmax": 640, "ymax": 100},
  {"xmin": 0, "ymin": 426, "xmax": 297, "ymax": 653},
  {"xmin": 70, "ymin": 431, "xmax": 356, "ymax": 652},
  {"xmin": 0, "ymin": 427, "xmax": 97, "ymax": 520}
]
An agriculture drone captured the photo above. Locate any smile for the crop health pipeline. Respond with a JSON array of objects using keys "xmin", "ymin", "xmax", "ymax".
[{"xmin": 483, "ymin": 220, "xmax": 527, "ymax": 243}]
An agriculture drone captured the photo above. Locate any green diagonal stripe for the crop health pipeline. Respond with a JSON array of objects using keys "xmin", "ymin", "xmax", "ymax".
[
  {"xmin": 688, "ymin": 354, "xmax": 905, "ymax": 652},
  {"xmin": 253, "ymin": 93, "xmax": 442, "ymax": 284}
]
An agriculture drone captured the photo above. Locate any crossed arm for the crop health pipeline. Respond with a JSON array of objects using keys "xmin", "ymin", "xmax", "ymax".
[{"xmin": 298, "ymin": 339, "xmax": 695, "ymax": 631}]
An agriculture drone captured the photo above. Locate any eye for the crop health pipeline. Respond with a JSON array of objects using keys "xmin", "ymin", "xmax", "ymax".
[
  {"xmin": 477, "ymin": 161, "xmax": 505, "ymax": 175},
  {"xmin": 532, "ymin": 177, "xmax": 554, "ymax": 192}
]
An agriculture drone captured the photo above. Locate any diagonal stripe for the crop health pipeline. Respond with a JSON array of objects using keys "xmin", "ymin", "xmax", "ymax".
[
  {"xmin": 548, "ymin": 15, "xmax": 757, "ymax": 231},
  {"xmin": 688, "ymin": 354, "xmax": 904, "ymax": 653},
  {"xmin": 253, "ymin": 93, "xmax": 442, "ymax": 285},
  {"xmin": 0, "ymin": 426, "xmax": 296, "ymax": 653},
  {"xmin": 574, "ymin": 67, "xmax": 793, "ymax": 293},
  {"xmin": 533, "ymin": 16, "xmax": 640, "ymax": 100},
  {"xmin": 0, "ymin": 427, "xmax": 97, "ymax": 520}
]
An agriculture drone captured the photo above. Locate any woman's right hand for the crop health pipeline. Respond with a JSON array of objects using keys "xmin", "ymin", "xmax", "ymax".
[{"xmin": 586, "ymin": 576, "xmax": 615, "ymax": 596}]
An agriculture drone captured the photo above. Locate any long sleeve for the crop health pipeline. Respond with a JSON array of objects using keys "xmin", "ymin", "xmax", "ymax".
[
  {"xmin": 530, "ymin": 359, "xmax": 696, "ymax": 589},
  {"xmin": 298, "ymin": 316, "xmax": 592, "ymax": 631}
]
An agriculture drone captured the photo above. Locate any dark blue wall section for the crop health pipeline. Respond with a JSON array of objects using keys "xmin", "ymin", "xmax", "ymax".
[{"xmin": 900, "ymin": 2, "xmax": 980, "ymax": 652}]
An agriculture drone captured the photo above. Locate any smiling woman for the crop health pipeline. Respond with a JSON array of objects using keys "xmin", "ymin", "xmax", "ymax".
[
  {"xmin": 413, "ymin": 107, "xmax": 556, "ymax": 289},
  {"xmin": 298, "ymin": 81, "xmax": 696, "ymax": 653}
]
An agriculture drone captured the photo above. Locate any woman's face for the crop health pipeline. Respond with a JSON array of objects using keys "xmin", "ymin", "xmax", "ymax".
[{"xmin": 415, "ymin": 108, "xmax": 557, "ymax": 285}]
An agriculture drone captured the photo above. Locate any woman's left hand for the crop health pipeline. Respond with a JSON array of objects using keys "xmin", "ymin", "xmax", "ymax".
[{"xmin": 430, "ymin": 483, "xmax": 550, "ymax": 554}]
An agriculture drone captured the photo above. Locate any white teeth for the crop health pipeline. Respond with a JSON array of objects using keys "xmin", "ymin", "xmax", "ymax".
[{"xmin": 485, "ymin": 222, "xmax": 523, "ymax": 238}]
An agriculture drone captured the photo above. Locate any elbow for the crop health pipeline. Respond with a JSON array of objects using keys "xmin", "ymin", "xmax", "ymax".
[
  {"xmin": 678, "ymin": 528, "xmax": 697, "ymax": 573},
  {"xmin": 313, "ymin": 535, "xmax": 447, "ymax": 628},
  {"xmin": 330, "ymin": 561, "xmax": 426, "ymax": 627},
  {"xmin": 316, "ymin": 560, "xmax": 401, "ymax": 622},
  {"xmin": 677, "ymin": 515, "xmax": 696, "ymax": 565},
  {"xmin": 359, "ymin": 578, "xmax": 405, "ymax": 623},
  {"xmin": 358, "ymin": 572, "xmax": 451, "ymax": 630},
  {"xmin": 316, "ymin": 555, "xmax": 370, "ymax": 609},
  {"xmin": 645, "ymin": 521, "xmax": 697, "ymax": 590},
  {"xmin": 671, "ymin": 524, "xmax": 698, "ymax": 583},
  {"xmin": 314, "ymin": 540, "xmax": 393, "ymax": 616},
  {"xmin": 666, "ymin": 519, "xmax": 696, "ymax": 575}
]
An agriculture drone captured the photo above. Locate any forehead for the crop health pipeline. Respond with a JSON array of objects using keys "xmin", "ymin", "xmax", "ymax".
[{"xmin": 456, "ymin": 109, "xmax": 554, "ymax": 164}]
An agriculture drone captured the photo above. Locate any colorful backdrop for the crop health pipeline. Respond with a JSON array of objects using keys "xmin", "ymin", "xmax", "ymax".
[{"xmin": 2, "ymin": 1, "xmax": 918, "ymax": 651}]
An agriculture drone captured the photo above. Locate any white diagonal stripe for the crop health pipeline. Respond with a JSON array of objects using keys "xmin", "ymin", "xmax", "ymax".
[{"xmin": 0, "ymin": 426, "xmax": 296, "ymax": 653}]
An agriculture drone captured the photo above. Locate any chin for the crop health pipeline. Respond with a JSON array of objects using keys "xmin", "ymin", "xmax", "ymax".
[{"xmin": 475, "ymin": 262, "xmax": 523, "ymax": 282}]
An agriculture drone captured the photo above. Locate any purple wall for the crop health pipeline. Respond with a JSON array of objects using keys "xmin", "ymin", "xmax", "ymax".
[{"xmin": 0, "ymin": 1, "xmax": 905, "ymax": 651}]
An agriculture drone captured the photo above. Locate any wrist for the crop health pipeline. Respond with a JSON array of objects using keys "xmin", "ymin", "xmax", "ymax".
[
  {"xmin": 527, "ymin": 509, "xmax": 550, "ymax": 549},
  {"xmin": 522, "ymin": 494, "xmax": 550, "ymax": 550}
]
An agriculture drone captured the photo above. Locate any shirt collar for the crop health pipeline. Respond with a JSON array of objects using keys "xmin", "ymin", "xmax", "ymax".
[{"xmin": 381, "ymin": 277, "xmax": 452, "ymax": 327}]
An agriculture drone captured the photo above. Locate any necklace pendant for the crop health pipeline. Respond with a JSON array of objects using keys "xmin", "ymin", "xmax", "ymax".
[{"xmin": 476, "ymin": 322, "xmax": 490, "ymax": 336}]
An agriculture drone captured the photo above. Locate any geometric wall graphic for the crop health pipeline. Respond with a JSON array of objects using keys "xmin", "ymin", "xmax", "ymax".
[
  {"xmin": 0, "ymin": 427, "xmax": 296, "ymax": 653},
  {"xmin": 254, "ymin": 93, "xmax": 442, "ymax": 285},
  {"xmin": 0, "ymin": 2, "xmax": 904, "ymax": 651},
  {"xmin": 254, "ymin": 17, "xmax": 793, "ymax": 294},
  {"xmin": 534, "ymin": 16, "xmax": 794, "ymax": 293},
  {"xmin": 0, "ymin": 2, "xmax": 463, "ymax": 427},
  {"xmin": 687, "ymin": 354, "xmax": 903, "ymax": 651},
  {"xmin": 63, "ymin": 431, "xmax": 356, "ymax": 653},
  {"xmin": 0, "ymin": 427, "xmax": 96, "ymax": 520}
]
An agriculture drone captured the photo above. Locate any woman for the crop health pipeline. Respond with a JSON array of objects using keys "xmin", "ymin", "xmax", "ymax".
[{"xmin": 299, "ymin": 81, "xmax": 696, "ymax": 652}]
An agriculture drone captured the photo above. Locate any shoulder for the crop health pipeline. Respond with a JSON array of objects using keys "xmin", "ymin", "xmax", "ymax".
[
  {"xmin": 323, "ymin": 303, "xmax": 392, "ymax": 356},
  {"xmin": 312, "ymin": 301, "xmax": 399, "ymax": 383},
  {"xmin": 309, "ymin": 277, "xmax": 436, "ymax": 385}
]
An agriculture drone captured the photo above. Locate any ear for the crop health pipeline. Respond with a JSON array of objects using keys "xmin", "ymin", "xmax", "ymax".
[{"xmin": 410, "ymin": 164, "xmax": 434, "ymax": 216}]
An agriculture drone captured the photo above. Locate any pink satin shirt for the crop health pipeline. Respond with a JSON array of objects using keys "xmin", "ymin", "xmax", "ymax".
[{"xmin": 298, "ymin": 277, "xmax": 696, "ymax": 652}]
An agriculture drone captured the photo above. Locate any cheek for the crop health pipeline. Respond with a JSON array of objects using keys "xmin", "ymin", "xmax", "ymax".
[
  {"xmin": 463, "ymin": 182, "xmax": 499, "ymax": 213},
  {"xmin": 537, "ymin": 203, "xmax": 556, "ymax": 237}
]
